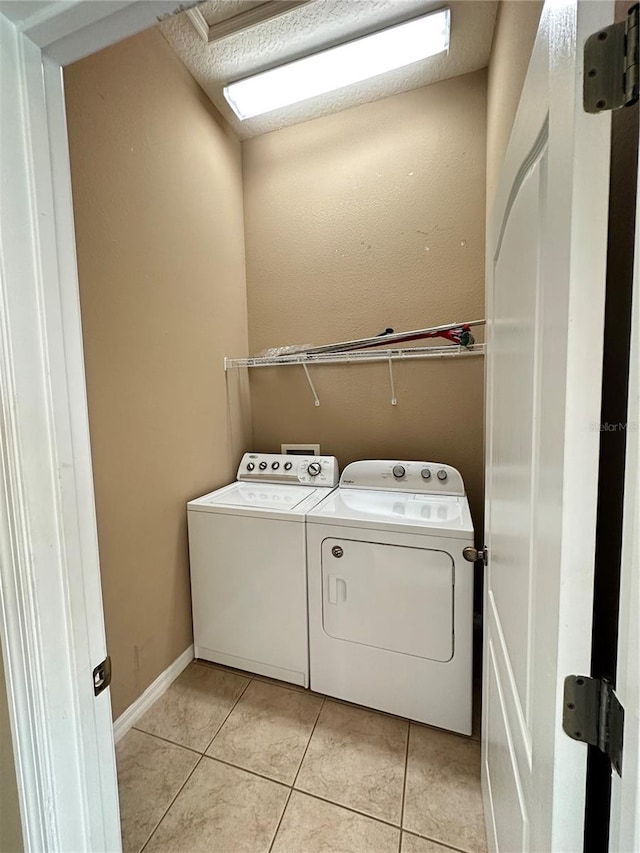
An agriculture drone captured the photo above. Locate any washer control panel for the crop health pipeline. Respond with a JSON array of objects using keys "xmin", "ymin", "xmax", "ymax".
[
  {"xmin": 339, "ymin": 460, "xmax": 465, "ymax": 496},
  {"xmin": 238, "ymin": 453, "xmax": 339, "ymax": 486}
]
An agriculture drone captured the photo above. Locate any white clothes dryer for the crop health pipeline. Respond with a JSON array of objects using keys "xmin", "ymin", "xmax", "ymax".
[
  {"xmin": 306, "ymin": 459, "xmax": 475, "ymax": 734},
  {"xmin": 188, "ymin": 452, "xmax": 338, "ymax": 687}
]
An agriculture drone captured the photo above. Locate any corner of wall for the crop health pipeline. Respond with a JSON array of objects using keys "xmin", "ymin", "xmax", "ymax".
[{"xmin": 65, "ymin": 27, "xmax": 253, "ymax": 719}]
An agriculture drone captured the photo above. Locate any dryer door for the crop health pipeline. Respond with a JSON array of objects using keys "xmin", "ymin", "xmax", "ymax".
[{"xmin": 321, "ymin": 538, "xmax": 454, "ymax": 662}]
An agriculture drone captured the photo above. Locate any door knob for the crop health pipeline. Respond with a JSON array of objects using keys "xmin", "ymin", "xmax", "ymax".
[{"xmin": 463, "ymin": 546, "xmax": 488, "ymax": 565}]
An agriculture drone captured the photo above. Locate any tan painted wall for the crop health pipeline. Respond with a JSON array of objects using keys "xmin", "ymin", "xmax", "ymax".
[
  {"xmin": 0, "ymin": 648, "xmax": 23, "ymax": 853},
  {"xmin": 486, "ymin": 0, "xmax": 544, "ymax": 212},
  {"xmin": 65, "ymin": 28, "xmax": 251, "ymax": 719},
  {"xmin": 243, "ymin": 70, "xmax": 487, "ymax": 528}
]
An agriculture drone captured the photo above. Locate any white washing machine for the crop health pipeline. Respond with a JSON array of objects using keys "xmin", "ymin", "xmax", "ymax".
[
  {"xmin": 188, "ymin": 452, "xmax": 339, "ymax": 687},
  {"xmin": 306, "ymin": 459, "xmax": 475, "ymax": 734}
]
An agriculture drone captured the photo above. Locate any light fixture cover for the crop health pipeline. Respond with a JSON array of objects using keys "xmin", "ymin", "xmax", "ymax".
[{"xmin": 223, "ymin": 8, "xmax": 451, "ymax": 121}]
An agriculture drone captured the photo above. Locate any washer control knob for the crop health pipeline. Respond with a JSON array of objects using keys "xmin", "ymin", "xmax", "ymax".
[
  {"xmin": 246, "ymin": 462, "xmax": 255, "ymax": 471},
  {"xmin": 259, "ymin": 461, "xmax": 268, "ymax": 470},
  {"xmin": 421, "ymin": 468, "xmax": 431, "ymax": 480},
  {"xmin": 332, "ymin": 546, "xmax": 344, "ymax": 558},
  {"xmin": 437, "ymin": 469, "xmax": 448, "ymax": 481},
  {"xmin": 271, "ymin": 461, "xmax": 280, "ymax": 470},
  {"xmin": 284, "ymin": 461, "xmax": 293, "ymax": 471},
  {"xmin": 392, "ymin": 465, "xmax": 406, "ymax": 479},
  {"xmin": 308, "ymin": 462, "xmax": 322, "ymax": 476}
]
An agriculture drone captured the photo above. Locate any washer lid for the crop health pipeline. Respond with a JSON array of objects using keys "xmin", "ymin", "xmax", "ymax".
[
  {"xmin": 188, "ymin": 481, "xmax": 332, "ymax": 520},
  {"xmin": 307, "ymin": 487, "xmax": 474, "ymax": 538}
]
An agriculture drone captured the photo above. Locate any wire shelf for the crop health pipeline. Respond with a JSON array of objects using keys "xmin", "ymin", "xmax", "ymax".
[{"xmin": 224, "ymin": 343, "xmax": 485, "ymax": 370}]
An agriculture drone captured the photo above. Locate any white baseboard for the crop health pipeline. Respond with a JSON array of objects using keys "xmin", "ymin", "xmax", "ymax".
[{"xmin": 113, "ymin": 645, "xmax": 194, "ymax": 743}]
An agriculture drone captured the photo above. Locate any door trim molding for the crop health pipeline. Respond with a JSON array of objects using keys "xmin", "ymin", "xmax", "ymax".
[{"xmin": 0, "ymin": 3, "xmax": 186, "ymax": 849}]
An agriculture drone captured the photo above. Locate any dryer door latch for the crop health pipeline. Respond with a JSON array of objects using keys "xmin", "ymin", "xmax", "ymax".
[{"xmin": 462, "ymin": 546, "xmax": 488, "ymax": 566}]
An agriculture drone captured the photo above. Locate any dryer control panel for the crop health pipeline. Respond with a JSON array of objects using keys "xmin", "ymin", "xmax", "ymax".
[
  {"xmin": 339, "ymin": 460, "xmax": 465, "ymax": 496},
  {"xmin": 238, "ymin": 453, "xmax": 339, "ymax": 487}
]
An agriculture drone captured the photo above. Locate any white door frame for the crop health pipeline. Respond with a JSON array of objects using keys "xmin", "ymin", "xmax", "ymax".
[
  {"xmin": 0, "ymin": 3, "xmax": 190, "ymax": 849},
  {"xmin": 610, "ymin": 130, "xmax": 640, "ymax": 853}
]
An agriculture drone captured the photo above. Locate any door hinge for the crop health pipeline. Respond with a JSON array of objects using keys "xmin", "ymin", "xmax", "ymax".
[
  {"xmin": 562, "ymin": 675, "xmax": 624, "ymax": 776},
  {"xmin": 93, "ymin": 656, "xmax": 112, "ymax": 696},
  {"xmin": 584, "ymin": 3, "xmax": 639, "ymax": 113}
]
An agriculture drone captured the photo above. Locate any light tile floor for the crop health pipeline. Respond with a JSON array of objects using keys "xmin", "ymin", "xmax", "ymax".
[{"xmin": 117, "ymin": 661, "xmax": 486, "ymax": 853}]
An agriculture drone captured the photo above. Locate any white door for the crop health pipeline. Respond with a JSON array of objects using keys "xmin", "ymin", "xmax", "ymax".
[
  {"xmin": 483, "ymin": 2, "xmax": 614, "ymax": 850},
  {"xmin": 610, "ymin": 143, "xmax": 640, "ymax": 853}
]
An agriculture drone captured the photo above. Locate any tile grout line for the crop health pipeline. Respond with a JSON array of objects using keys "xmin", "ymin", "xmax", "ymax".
[
  {"xmin": 301, "ymin": 692, "xmax": 479, "ymax": 744},
  {"xmin": 124, "ymin": 666, "xmax": 250, "ymax": 851},
  {"xmin": 130, "ymin": 727, "xmax": 203, "ymax": 757},
  {"xmin": 127, "ymin": 746, "xmax": 415, "ymax": 853},
  {"xmin": 138, "ymin": 753, "xmax": 205, "ymax": 853},
  {"xmin": 410, "ymin": 718, "xmax": 480, "ymax": 746},
  {"xmin": 290, "ymin": 695, "xmax": 326, "ymax": 789},
  {"xmin": 129, "ymin": 680, "xmax": 320, "ymax": 788},
  {"xmin": 199, "ymin": 753, "xmax": 293, "ymax": 788},
  {"xmin": 127, "ymin": 661, "xmax": 480, "ymax": 851},
  {"xmin": 131, "ymin": 674, "xmax": 252, "ymax": 757},
  {"xmin": 129, "ymin": 743, "xmax": 412, "ymax": 847},
  {"xmin": 130, "ymin": 664, "xmax": 252, "ymax": 757},
  {"xmin": 266, "ymin": 788, "xmax": 294, "ymax": 853},
  {"xmin": 193, "ymin": 659, "xmax": 315, "ymax": 699},
  {"xmin": 131, "ymin": 703, "xmax": 481, "ymax": 765},
  {"xmin": 402, "ymin": 829, "xmax": 470, "ymax": 853},
  {"xmin": 287, "ymin": 696, "xmax": 410, "ymax": 832},
  {"xmin": 201, "ymin": 676, "xmax": 253, "ymax": 755},
  {"xmin": 190, "ymin": 695, "xmax": 326, "ymax": 853},
  {"xmin": 266, "ymin": 695, "xmax": 327, "ymax": 853},
  {"xmin": 398, "ymin": 721, "xmax": 411, "ymax": 853},
  {"xmin": 195, "ymin": 658, "xmax": 481, "ymax": 744},
  {"xmin": 298, "ymin": 789, "xmax": 402, "ymax": 830}
]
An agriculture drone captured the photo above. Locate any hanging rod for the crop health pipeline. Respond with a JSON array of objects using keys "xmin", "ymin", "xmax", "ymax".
[{"xmin": 224, "ymin": 343, "xmax": 485, "ymax": 370}]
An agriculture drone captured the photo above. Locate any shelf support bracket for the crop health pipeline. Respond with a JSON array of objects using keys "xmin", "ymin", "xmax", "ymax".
[
  {"xmin": 302, "ymin": 363, "xmax": 320, "ymax": 407},
  {"xmin": 388, "ymin": 358, "xmax": 398, "ymax": 406}
]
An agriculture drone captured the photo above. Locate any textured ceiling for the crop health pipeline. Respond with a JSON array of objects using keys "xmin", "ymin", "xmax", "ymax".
[{"xmin": 159, "ymin": 0, "xmax": 498, "ymax": 139}]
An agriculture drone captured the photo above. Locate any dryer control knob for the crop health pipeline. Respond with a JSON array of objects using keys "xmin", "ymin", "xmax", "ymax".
[
  {"xmin": 393, "ymin": 465, "xmax": 406, "ymax": 479},
  {"xmin": 271, "ymin": 461, "xmax": 280, "ymax": 470},
  {"xmin": 284, "ymin": 461, "xmax": 293, "ymax": 471},
  {"xmin": 421, "ymin": 468, "xmax": 431, "ymax": 480},
  {"xmin": 308, "ymin": 462, "xmax": 322, "ymax": 476},
  {"xmin": 246, "ymin": 463, "xmax": 255, "ymax": 471},
  {"xmin": 437, "ymin": 469, "xmax": 448, "ymax": 481},
  {"xmin": 259, "ymin": 462, "xmax": 268, "ymax": 470}
]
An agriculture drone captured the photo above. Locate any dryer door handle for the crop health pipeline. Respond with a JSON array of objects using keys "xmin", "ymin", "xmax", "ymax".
[{"xmin": 327, "ymin": 575, "xmax": 347, "ymax": 605}]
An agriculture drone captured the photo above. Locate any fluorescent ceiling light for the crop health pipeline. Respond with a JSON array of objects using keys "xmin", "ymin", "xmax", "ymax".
[{"xmin": 223, "ymin": 7, "xmax": 450, "ymax": 120}]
